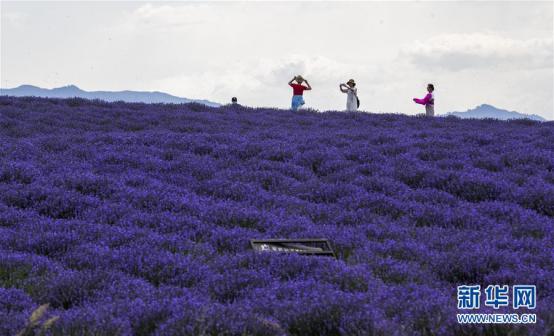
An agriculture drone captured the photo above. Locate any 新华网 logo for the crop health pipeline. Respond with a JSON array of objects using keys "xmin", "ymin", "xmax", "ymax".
[{"xmin": 456, "ymin": 284, "xmax": 537, "ymax": 324}]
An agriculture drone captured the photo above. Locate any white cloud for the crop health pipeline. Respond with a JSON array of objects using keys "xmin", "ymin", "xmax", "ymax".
[
  {"xmin": 152, "ymin": 54, "xmax": 357, "ymax": 107},
  {"xmin": 254, "ymin": 55, "xmax": 353, "ymax": 85},
  {"xmin": 120, "ymin": 3, "xmax": 220, "ymax": 32},
  {"xmin": 1, "ymin": 11, "xmax": 27, "ymax": 29},
  {"xmin": 402, "ymin": 33, "xmax": 553, "ymax": 71}
]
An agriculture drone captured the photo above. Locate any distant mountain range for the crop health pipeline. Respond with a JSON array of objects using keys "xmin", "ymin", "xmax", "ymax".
[
  {"xmin": 0, "ymin": 85, "xmax": 220, "ymax": 107},
  {"xmin": 444, "ymin": 104, "xmax": 545, "ymax": 121}
]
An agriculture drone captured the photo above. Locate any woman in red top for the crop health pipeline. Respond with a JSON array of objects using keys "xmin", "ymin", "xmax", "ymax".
[{"xmin": 288, "ymin": 75, "xmax": 312, "ymax": 111}]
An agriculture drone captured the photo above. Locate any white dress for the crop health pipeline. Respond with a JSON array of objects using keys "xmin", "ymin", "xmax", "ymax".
[{"xmin": 346, "ymin": 87, "xmax": 358, "ymax": 111}]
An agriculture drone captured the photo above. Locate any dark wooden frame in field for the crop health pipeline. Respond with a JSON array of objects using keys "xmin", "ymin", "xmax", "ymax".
[{"xmin": 250, "ymin": 239, "xmax": 336, "ymax": 258}]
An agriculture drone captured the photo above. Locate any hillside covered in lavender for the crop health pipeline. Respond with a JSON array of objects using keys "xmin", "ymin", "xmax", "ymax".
[{"xmin": 0, "ymin": 96, "xmax": 553, "ymax": 335}]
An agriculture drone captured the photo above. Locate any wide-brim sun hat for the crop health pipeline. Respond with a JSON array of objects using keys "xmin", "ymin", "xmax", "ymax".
[
  {"xmin": 347, "ymin": 79, "xmax": 356, "ymax": 85},
  {"xmin": 296, "ymin": 75, "xmax": 305, "ymax": 82}
]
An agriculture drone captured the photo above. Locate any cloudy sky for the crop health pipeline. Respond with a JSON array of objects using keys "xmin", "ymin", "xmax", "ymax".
[{"xmin": 1, "ymin": 1, "xmax": 553, "ymax": 118}]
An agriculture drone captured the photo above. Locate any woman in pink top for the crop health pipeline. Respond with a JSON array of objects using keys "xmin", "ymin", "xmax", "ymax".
[{"xmin": 413, "ymin": 83, "xmax": 435, "ymax": 116}]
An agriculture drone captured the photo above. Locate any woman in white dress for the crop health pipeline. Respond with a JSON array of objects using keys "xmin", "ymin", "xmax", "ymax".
[{"xmin": 339, "ymin": 79, "xmax": 358, "ymax": 112}]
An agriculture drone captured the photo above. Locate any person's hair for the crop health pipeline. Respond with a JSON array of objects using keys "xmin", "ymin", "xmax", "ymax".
[
  {"xmin": 427, "ymin": 84, "xmax": 434, "ymax": 91},
  {"xmin": 231, "ymin": 97, "xmax": 237, "ymax": 103}
]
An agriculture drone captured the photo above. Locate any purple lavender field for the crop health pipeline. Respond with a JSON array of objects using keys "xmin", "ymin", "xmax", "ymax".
[{"xmin": 1, "ymin": 96, "xmax": 553, "ymax": 335}]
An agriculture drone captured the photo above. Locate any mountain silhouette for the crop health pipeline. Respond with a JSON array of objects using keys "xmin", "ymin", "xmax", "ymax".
[
  {"xmin": 445, "ymin": 104, "xmax": 545, "ymax": 121},
  {"xmin": 0, "ymin": 85, "xmax": 220, "ymax": 107}
]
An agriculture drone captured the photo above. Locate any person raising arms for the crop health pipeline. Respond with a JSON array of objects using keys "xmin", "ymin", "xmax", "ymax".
[
  {"xmin": 339, "ymin": 79, "xmax": 358, "ymax": 112},
  {"xmin": 288, "ymin": 75, "xmax": 312, "ymax": 111}
]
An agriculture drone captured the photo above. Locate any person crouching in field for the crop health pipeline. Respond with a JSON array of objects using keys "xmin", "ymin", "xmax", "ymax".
[
  {"xmin": 340, "ymin": 79, "xmax": 358, "ymax": 112},
  {"xmin": 413, "ymin": 83, "xmax": 435, "ymax": 116},
  {"xmin": 288, "ymin": 75, "xmax": 311, "ymax": 111}
]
